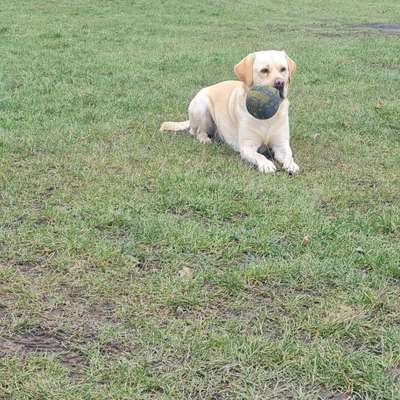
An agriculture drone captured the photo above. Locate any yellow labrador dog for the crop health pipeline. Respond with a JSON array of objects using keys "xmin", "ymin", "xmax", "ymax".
[{"xmin": 160, "ymin": 50, "xmax": 299, "ymax": 174}]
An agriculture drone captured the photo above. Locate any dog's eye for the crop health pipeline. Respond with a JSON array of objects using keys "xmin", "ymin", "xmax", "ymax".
[
  {"xmin": 280, "ymin": 67, "xmax": 287, "ymax": 72},
  {"xmin": 261, "ymin": 68, "xmax": 270, "ymax": 74}
]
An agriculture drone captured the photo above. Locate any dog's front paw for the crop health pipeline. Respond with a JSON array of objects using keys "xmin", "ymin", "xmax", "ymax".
[
  {"xmin": 283, "ymin": 160, "xmax": 300, "ymax": 174},
  {"xmin": 197, "ymin": 135, "xmax": 212, "ymax": 144},
  {"xmin": 258, "ymin": 158, "xmax": 276, "ymax": 174}
]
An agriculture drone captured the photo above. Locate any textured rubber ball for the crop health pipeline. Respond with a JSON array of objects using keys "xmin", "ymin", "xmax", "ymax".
[{"xmin": 245, "ymin": 85, "xmax": 282, "ymax": 120}]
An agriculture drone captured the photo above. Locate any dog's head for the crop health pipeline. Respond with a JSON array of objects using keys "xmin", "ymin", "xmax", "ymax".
[{"xmin": 234, "ymin": 50, "xmax": 296, "ymax": 99}]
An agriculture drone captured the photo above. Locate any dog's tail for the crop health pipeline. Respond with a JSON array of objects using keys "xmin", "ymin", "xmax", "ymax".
[{"xmin": 160, "ymin": 120, "xmax": 190, "ymax": 132}]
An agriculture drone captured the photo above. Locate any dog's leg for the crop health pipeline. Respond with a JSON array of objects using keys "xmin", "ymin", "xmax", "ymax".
[
  {"xmin": 188, "ymin": 91, "xmax": 214, "ymax": 144},
  {"xmin": 269, "ymin": 113, "xmax": 299, "ymax": 174},
  {"xmin": 271, "ymin": 140, "xmax": 299, "ymax": 174},
  {"xmin": 239, "ymin": 136, "xmax": 276, "ymax": 174}
]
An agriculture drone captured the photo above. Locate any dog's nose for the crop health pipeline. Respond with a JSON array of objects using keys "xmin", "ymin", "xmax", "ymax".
[{"xmin": 274, "ymin": 79, "xmax": 285, "ymax": 89}]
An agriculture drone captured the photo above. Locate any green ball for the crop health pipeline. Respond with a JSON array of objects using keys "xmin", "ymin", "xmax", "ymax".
[{"xmin": 246, "ymin": 85, "xmax": 282, "ymax": 120}]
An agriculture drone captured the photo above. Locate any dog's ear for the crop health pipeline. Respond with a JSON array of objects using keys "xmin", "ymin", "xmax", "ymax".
[
  {"xmin": 285, "ymin": 53, "xmax": 297, "ymax": 83},
  {"xmin": 234, "ymin": 53, "xmax": 254, "ymax": 86}
]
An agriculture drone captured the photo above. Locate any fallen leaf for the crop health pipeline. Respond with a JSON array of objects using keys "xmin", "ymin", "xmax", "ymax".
[{"xmin": 179, "ymin": 267, "xmax": 193, "ymax": 278}]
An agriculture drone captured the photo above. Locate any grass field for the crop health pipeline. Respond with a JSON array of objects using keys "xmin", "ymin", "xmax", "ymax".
[{"xmin": 1, "ymin": 1, "xmax": 400, "ymax": 398}]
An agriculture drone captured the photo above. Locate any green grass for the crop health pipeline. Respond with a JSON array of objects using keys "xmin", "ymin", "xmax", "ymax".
[{"xmin": 1, "ymin": 0, "xmax": 400, "ymax": 398}]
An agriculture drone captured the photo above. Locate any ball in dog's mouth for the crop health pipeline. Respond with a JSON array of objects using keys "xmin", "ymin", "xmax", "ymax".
[{"xmin": 246, "ymin": 85, "xmax": 282, "ymax": 120}]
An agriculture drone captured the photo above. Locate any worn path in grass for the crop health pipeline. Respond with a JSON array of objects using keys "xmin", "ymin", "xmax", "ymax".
[{"xmin": 1, "ymin": 1, "xmax": 400, "ymax": 399}]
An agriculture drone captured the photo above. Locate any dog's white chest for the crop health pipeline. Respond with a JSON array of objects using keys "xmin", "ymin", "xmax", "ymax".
[{"xmin": 248, "ymin": 99, "xmax": 289, "ymax": 144}]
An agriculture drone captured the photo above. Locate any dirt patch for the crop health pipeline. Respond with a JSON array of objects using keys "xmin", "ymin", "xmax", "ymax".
[
  {"xmin": 0, "ymin": 291, "xmax": 16, "ymax": 319},
  {"xmin": 168, "ymin": 206, "xmax": 193, "ymax": 217},
  {"xmin": 318, "ymin": 391, "xmax": 351, "ymax": 400},
  {"xmin": 48, "ymin": 302, "xmax": 121, "ymax": 341},
  {"xmin": 350, "ymin": 177, "xmax": 380, "ymax": 189},
  {"xmin": 15, "ymin": 263, "xmax": 45, "ymax": 276},
  {"xmin": 317, "ymin": 390, "xmax": 351, "ymax": 399},
  {"xmin": 352, "ymin": 23, "xmax": 400, "ymax": 35},
  {"xmin": 287, "ymin": 22, "xmax": 400, "ymax": 39},
  {"xmin": 0, "ymin": 297, "xmax": 124, "ymax": 377},
  {"xmin": 88, "ymin": 303, "xmax": 118, "ymax": 324},
  {"xmin": 1, "ymin": 216, "xmax": 25, "ymax": 230},
  {"xmin": 34, "ymin": 217, "xmax": 54, "ymax": 226},
  {"xmin": 369, "ymin": 62, "xmax": 400, "ymax": 71},
  {"xmin": 298, "ymin": 384, "xmax": 352, "ymax": 399},
  {"xmin": 81, "ymin": 303, "xmax": 120, "ymax": 339},
  {"xmin": 99, "ymin": 339, "xmax": 135, "ymax": 358},
  {"xmin": 0, "ymin": 327, "xmax": 87, "ymax": 370},
  {"xmin": 388, "ymin": 364, "xmax": 400, "ymax": 380},
  {"xmin": 354, "ymin": 23, "xmax": 400, "ymax": 31},
  {"xmin": 133, "ymin": 258, "xmax": 163, "ymax": 272},
  {"xmin": 170, "ymin": 299, "xmax": 266, "ymax": 323}
]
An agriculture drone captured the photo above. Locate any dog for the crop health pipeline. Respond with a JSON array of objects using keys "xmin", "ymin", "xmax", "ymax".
[{"xmin": 160, "ymin": 50, "xmax": 299, "ymax": 174}]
